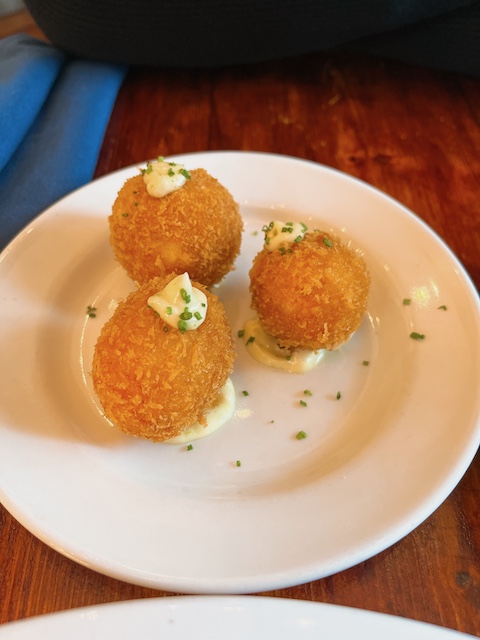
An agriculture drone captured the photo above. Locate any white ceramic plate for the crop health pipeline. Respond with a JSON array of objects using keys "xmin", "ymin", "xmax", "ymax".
[
  {"xmin": 0, "ymin": 152, "xmax": 479, "ymax": 594},
  {"xmin": 0, "ymin": 596, "xmax": 475, "ymax": 639}
]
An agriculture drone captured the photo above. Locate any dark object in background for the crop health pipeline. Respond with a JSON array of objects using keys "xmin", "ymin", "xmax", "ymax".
[{"xmin": 23, "ymin": 0, "xmax": 480, "ymax": 76}]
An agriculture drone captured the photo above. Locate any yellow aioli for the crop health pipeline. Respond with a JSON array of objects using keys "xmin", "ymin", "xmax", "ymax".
[
  {"xmin": 244, "ymin": 318, "xmax": 325, "ymax": 373},
  {"xmin": 263, "ymin": 220, "xmax": 307, "ymax": 252},
  {"xmin": 165, "ymin": 378, "xmax": 235, "ymax": 444},
  {"xmin": 148, "ymin": 273, "xmax": 207, "ymax": 332},
  {"xmin": 142, "ymin": 159, "xmax": 189, "ymax": 198}
]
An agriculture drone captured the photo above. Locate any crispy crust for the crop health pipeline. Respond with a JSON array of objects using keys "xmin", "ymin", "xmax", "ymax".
[
  {"xmin": 109, "ymin": 168, "xmax": 243, "ymax": 287},
  {"xmin": 91, "ymin": 274, "xmax": 236, "ymax": 441},
  {"xmin": 249, "ymin": 230, "xmax": 370, "ymax": 351}
]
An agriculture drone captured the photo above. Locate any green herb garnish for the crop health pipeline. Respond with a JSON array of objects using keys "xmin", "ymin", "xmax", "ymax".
[
  {"xmin": 410, "ymin": 332, "xmax": 426, "ymax": 340},
  {"xmin": 180, "ymin": 288, "xmax": 191, "ymax": 303},
  {"xmin": 178, "ymin": 320, "xmax": 188, "ymax": 333},
  {"xmin": 296, "ymin": 431, "xmax": 307, "ymax": 440},
  {"xmin": 180, "ymin": 310, "xmax": 193, "ymax": 321}
]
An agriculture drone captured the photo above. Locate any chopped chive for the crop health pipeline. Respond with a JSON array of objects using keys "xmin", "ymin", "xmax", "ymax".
[
  {"xmin": 438, "ymin": 305, "xmax": 448, "ymax": 310},
  {"xmin": 237, "ymin": 329, "xmax": 245, "ymax": 338},
  {"xmin": 168, "ymin": 167, "xmax": 175, "ymax": 176},
  {"xmin": 410, "ymin": 331, "xmax": 426, "ymax": 340},
  {"xmin": 362, "ymin": 360, "xmax": 370, "ymax": 366},
  {"xmin": 242, "ymin": 390, "xmax": 249, "ymax": 396},
  {"xmin": 236, "ymin": 460, "xmax": 242, "ymax": 467},
  {"xmin": 194, "ymin": 311, "xmax": 202, "ymax": 320},
  {"xmin": 122, "ymin": 212, "xmax": 129, "ymax": 217},
  {"xmin": 304, "ymin": 389, "xmax": 312, "ymax": 396},
  {"xmin": 86, "ymin": 305, "xmax": 97, "ymax": 318},
  {"xmin": 322, "ymin": 237, "xmax": 333, "ymax": 247},
  {"xmin": 296, "ymin": 430, "xmax": 307, "ymax": 440},
  {"xmin": 180, "ymin": 288, "xmax": 191, "ymax": 303},
  {"xmin": 294, "ymin": 235, "xmax": 302, "ymax": 242},
  {"xmin": 187, "ymin": 444, "xmax": 193, "ymax": 451},
  {"xmin": 179, "ymin": 168, "xmax": 191, "ymax": 179},
  {"xmin": 246, "ymin": 336, "xmax": 255, "ymax": 344},
  {"xmin": 180, "ymin": 310, "xmax": 193, "ymax": 321},
  {"xmin": 178, "ymin": 320, "xmax": 188, "ymax": 333},
  {"xmin": 300, "ymin": 400, "xmax": 307, "ymax": 407},
  {"xmin": 403, "ymin": 298, "xmax": 412, "ymax": 305},
  {"xmin": 336, "ymin": 391, "xmax": 342, "ymax": 400},
  {"xmin": 157, "ymin": 156, "xmax": 164, "ymax": 162},
  {"xmin": 166, "ymin": 306, "xmax": 173, "ymax": 315}
]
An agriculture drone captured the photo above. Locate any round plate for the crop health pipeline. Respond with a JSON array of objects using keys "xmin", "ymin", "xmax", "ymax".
[
  {"xmin": 0, "ymin": 151, "xmax": 479, "ymax": 594},
  {"xmin": 0, "ymin": 596, "xmax": 474, "ymax": 639}
]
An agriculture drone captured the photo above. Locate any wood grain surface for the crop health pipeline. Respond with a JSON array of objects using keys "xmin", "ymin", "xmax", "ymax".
[{"xmin": 1, "ymin": 11, "xmax": 479, "ymax": 636}]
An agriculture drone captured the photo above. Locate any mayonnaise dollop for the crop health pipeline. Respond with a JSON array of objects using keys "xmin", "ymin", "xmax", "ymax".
[
  {"xmin": 148, "ymin": 272, "xmax": 207, "ymax": 332},
  {"xmin": 263, "ymin": 220, "xmax": 308, "ymax": 252},
  {"xmin": 243, "ymin": 318, "xmax": 325, "ymax": 373},
  {"xmin": 142, "ymin": 158, "xmax": 190, "ymax": 198},
  {"xmin": 165, "ymin": 378, "xmax": 235, "ymax": 444}
]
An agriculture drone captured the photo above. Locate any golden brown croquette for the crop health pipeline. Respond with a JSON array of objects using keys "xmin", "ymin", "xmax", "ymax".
[
  {"xmin": 91, "ymin": 274, "xmax": 235, "ymax": 441},
  {"xmin": 109, "ymin": 168, "xmax": 243, "ymax": 287},
  {"xmin": 249, "ymin": 230, "xmax": 370, "ymax": 351}
]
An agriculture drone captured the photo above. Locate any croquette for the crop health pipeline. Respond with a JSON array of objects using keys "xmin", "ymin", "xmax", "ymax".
[
  {"xmin": 249, "ymin": 229, "xmax": 370, "ymax": 351},
  {"xmin": 109, "ymin": 166, "xmax": 243, "ymax": 287},
  {"xmin": 91, "ymin": 274, "xmax": 235, "ymax": 441}
]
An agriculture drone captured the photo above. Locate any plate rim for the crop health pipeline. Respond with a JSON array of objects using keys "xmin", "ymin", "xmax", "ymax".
[{"xmin": 0, "ymin": 596, "xmax": 475, "ymax": 638}]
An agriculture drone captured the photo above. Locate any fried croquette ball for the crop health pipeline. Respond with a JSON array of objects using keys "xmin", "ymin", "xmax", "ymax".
[
  {"xmin": 109, "ymin": 166, "xmax": 243, "ymax": 287},
  {"xmin": 91, "ymin": 274, "xmax": 235, "ymax": 441},
  {"xmin": 249, "ymin": 230, "xmax": 370, "ymax": 351}
]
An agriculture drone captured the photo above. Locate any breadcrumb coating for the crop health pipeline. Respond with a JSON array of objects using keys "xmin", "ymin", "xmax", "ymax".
[
  {"xmin": 249, "ymin": 230, "xmax": 370, "ymax": 351},
  {"xmin": 91, "ymin": 274, "xmax": 235, "ymax": 441},
  {"xmin": 109, "ymin": 168, "xmax": 243, "ymax": 287}
]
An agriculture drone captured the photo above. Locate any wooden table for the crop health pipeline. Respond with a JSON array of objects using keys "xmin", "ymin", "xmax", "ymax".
[{"xmin": 1, "ymin": 16, "xmax": 480, "ymax": 636}]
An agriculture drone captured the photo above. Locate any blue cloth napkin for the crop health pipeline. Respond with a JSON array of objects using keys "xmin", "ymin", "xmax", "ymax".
[{"xmin": 0, "ymin": 34, "xmax": 127, "ymax": 250}]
